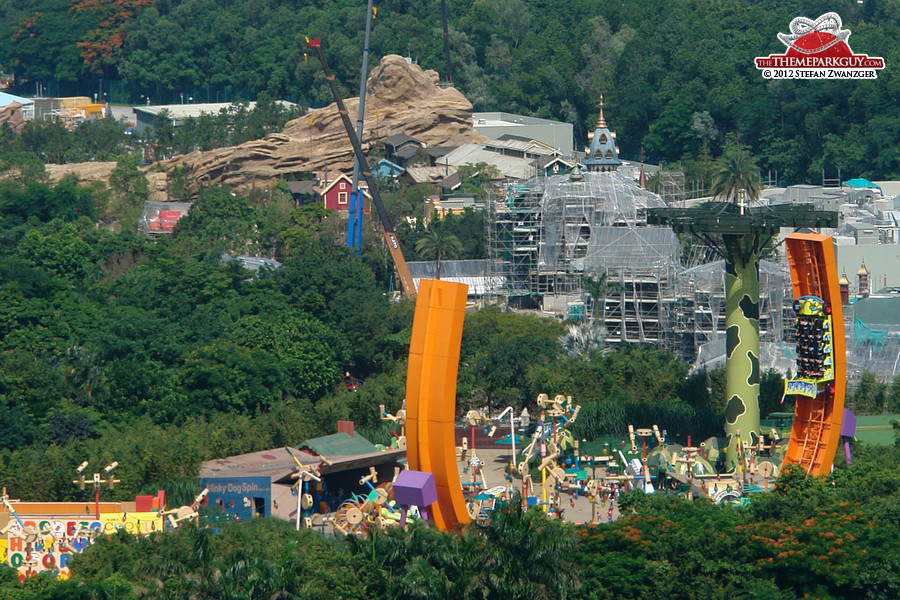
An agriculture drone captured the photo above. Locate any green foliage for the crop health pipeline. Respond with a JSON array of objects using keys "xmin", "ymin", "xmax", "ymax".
[
  {"xmin": 0, "ymin": 447, "xmax": 897, "ymax": 598},
  {"xmin": 4, "ymin": 0, "xmax": 899, "ymax": 182},
  {"xmin": 17, "ymin": 119, "xmax": 129, "ymax": 164},
  {"xmin": 459, "ymin": 307, "xmax": 564, "ymax": 408},
  {"xmin": 413, "ymin": 227, "xmax": 463, "ymax": 279},
  {"xmin": 397, "ymin": 207, "xmax": 486, "ymax": 263},
  {"xmin": 853, "ymin": 371, "xmax": 888, "ymax": 415},
  {"xmin": 108, "ymin": 152, "xmax": 149, "ymax": 209},
  {"xmin": 709, "ymin": 142, "xmax": 763, "ymax": 203}
]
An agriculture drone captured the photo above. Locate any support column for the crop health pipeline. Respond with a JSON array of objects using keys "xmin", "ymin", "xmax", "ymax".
[{"xmin": 723, "ymin": 235, "xmax": 761, "ymax": 470}]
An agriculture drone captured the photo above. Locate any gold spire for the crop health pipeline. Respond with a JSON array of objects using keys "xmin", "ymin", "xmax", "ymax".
[
  {"xmin": 857, "ymin": 259, "xmax": 869, "ymax": 276},
  {"xmin": 839, "ymin": 269, "xmax": 849, "ymax": 286},
  {"xmin": 596, "ymin": 93, "xmax": 607, "ymax": 128}
]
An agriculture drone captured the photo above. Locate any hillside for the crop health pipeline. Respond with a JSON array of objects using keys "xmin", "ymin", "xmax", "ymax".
[
  {"xmin": 161, "ymin": 54, "xmax": 485, "ymax": 190},
  {"xmin": 2, "ymin": 0, "xmax": 899, "ymax": 186}
]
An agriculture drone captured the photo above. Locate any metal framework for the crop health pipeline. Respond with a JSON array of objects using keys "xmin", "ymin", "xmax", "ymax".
[{"xmin": 485, "ymin": 177, "xmax": 801, "ymax": 362}]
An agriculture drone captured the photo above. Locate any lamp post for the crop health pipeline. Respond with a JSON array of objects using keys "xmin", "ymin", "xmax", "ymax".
[
  {"xmin": 74, "ymin": 461, "xmax": 119, "ymax": 520},
  {"xmin": 498, "ymin": 406, "xmax": 516, "ymax": 473}
]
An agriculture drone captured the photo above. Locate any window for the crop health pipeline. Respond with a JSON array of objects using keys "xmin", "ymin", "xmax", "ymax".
[
  {"xmin": 338, "ymin": 192, "xmax": 349, "ymax": 204},
  {"xmin": 340, "ymin": 181, "xmax": 347, "ymax": 189}
]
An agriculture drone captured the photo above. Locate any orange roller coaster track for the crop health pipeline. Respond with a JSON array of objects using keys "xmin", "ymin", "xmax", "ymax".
[
  {"xmin": 783, "ymin": 232, "xmax": 845, "ymax": 476},
  {"xmin": 405, "ymin": 280, "xmax": 471, "ymax": 530}
]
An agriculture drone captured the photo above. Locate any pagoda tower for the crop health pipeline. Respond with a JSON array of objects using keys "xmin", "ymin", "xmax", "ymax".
[
  {"xmin": 857, "ymin": 260, "xmax": 870, "ymax": 298},
  {"xmin": 583, "ymin": 94, "xmax": 622, "ymax": 173}
]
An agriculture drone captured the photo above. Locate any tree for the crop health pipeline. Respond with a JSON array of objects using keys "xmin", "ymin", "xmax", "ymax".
[
  {"xmin": 558, "ymin": 322, "xmax": 608, "ymax": 362},
  {"xmin": 709, "ymin": 143, "xmax": 763, "ymax": 205},
  {"xmin": 853, "ymin": 371, "xmax": 887, "ymax": 415},
  {"xmin": 414, "ymin": 228, "xmax": 462, "ymax": 280},
  {"xmin": 150, "ymin": 109, "xmax": 175, "ymax": 160},
  {"xmin": 471, "ymin": 503, "xmax": 580, "ymax": 599},
  {"xmin": 108, "ymin": 152, "xmax": 149, "ymax": 210},
  {"xmin": 581, "ymin": 271, "xmax": 619, "ymax": 326}
]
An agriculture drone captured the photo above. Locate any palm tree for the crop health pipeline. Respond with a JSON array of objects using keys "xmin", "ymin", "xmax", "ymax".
[
  {"xmin": 582, "ymin": 271, "xmax": 619, "ymax": 326},
  {"xmin": 709, "ymin": 144, "xmax": 762, "ymax": 206},
  {"xmin": 470, "ymin": 502, "xmax": 580, "ymax": 599},
  {"xmin": 414, "ymin": 227, "xmax": 463, "ymax": 280},
  {"xmin": 559, "ymin": 322, "xmax": 609, "ymax": 361}
]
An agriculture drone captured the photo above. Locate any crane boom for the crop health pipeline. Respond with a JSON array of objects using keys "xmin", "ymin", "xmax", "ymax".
[
  {"xmin": 441, "ymin": 0, "xmax": 453, "ymax": 84},
  {"xmin": 306, "ymin": 38, "xmax": 416, "ymax": 298}
]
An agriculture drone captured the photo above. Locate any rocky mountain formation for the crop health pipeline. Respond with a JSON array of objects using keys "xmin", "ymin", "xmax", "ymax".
[{"xmin": 161, "ymin": 54, "xmax": 485, "ymax": 194}]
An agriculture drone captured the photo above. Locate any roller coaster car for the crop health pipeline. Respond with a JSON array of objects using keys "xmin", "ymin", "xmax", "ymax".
[
  {"xmin": 791, "ymin": 294, "xmax": 835, "ymax": 382},
  {"xmin": 793, "ymin": 295, "xmax": 829, "ymax": 316}
]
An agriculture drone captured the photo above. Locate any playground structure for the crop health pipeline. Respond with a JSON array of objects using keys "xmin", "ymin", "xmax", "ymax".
[
  {"xmin": 328, "ymin": 467, "xmax": 403, "ymax": 536},
  {"xmin": 160, "ymin": 488, "xmax": 209, "ymax": 528}
]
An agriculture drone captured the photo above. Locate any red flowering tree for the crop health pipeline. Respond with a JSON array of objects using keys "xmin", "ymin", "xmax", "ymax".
[{"xmin": 70, "ymin": 0, "xmax": 153, "ymax": 76}]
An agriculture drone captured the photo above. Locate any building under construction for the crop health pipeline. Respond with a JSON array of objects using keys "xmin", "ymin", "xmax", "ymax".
[{"xmin": 485, "ymin": 99, "xmax": 796, "ymax": 362}]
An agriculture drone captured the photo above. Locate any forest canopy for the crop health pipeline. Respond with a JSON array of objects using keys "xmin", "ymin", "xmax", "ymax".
[{"xmin": 1, "ymin": 0, "xmax": 899, "ymax": 183}]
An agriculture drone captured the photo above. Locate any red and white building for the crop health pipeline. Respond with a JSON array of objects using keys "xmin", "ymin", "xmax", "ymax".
[{"xmin": 317, "ymin": 173, "xmax": 371, "ymax": 216}]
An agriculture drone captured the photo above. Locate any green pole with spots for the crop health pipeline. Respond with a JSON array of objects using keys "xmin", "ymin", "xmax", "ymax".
[
  {"xmin": 647, "ymin": 203, "xmax": 838, "ymax": 473},
  {"xmin": 723, "ymin": 235, "xmax": 760, "ymax": 470}
]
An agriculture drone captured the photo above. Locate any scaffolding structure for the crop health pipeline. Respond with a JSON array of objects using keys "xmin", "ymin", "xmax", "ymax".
[
  {"xmin": 844, "ymin": 303, "xmax": 900, "ymax": 383},
  {"xmin": 486, "ymin": 171, "xmax": 798, "ymax": 361},
  {"xmin": 674, "ymin": 259, "xmax": 795, "ymax": 361},
  {"xmin": 486, "ymin": 171, "xmax": 681, "ymax": 344},
  {"xmin": 657, "ymin": 169, "xmax": 686, "ymax": 206}
]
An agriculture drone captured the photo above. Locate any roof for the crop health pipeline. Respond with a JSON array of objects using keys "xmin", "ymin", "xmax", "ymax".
[
  {"xmin": 483, "ymin": 137, "xmax": 557, "ymax": 157},
  {"xmin": 395, "ymin": 145, "xmax": 420, "ymax": 160},
  {"xmin": 844, "ymin": 178, "xmax": 882, "ymax": 192},
  {"xmin": 299, "ymin": 432, "xmax": 379, "ymax": 456},
  {"xmin": 199, "ymin": 443, "xmax": 406, "ymax": 483},
  {"xmin": 199, "ymin": 447, "xmax": 318, "ymax": 482},
  {"xmin": 497, "ymin": 133, "xmax": 537, "ymax": 143},
  {"xmin": 473, "ymin": 112, "xmax": 567, "ymax": 128},
  {"xmin": 137, "ymin": 201, "xmax": 192, "ymax": 234},
  {"xmin": 373, "ymin": 159, "xmax": 405, "ymax": 178},
  {"xmin": 287, "ymin": 180, "xmax": 316, "ymax": 195},
  {"xmin": 853, "ymin": 295, "xmax": 900, "ymax": 326},
  {"xmin": 134, "ymin": 101, "xmax": 295, "ymax": 120},
  {"xmin": 534, "ymin": 155, "xmax": 577, "ymax": 169},
  {"xmin": 443, "ymin": 144, "xmax": 535, "ymax": 179},
  {"xmin": 436, "ymin": 172, "xmax": 461, "ymax": 190},
  {"xmin": 426, "ymin": 146, "xmax": 456, "ymax": 158},
  {"xmin": 405, "ymin": 166, "xmax": 457, "ymax": 184},
  {"xmin": 382, "ymin": 134, "xmax": 421, "ymax": 148},
  {"xmin": 434, "ymin": 194, "xmax": 478, "ymax": 210},
  {"xmin": 0, "ymin": 91, "xmax": 33, "ymax": 107},
  {"xmin": 408, "ymin": 259, "xmax": 502, "ymax": 295},
  {"xmin": 872, "ymin": 181, "xmax": 900, "ymax": 197}
]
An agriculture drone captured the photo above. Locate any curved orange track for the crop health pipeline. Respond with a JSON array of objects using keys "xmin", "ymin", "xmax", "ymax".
[
  {"xmin": 783, "ymin": 233, "xmax": 845, "ymax": 475},
  {"xmin": 405, "ymin": 280, "xmax": 471, "ymax": 530}
]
